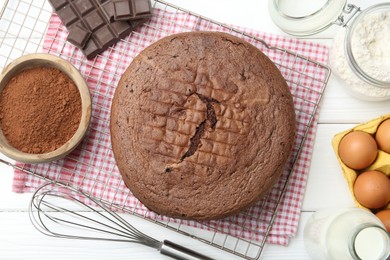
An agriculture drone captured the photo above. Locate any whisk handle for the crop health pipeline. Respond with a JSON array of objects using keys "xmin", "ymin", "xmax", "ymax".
[{"xmin": 160, "ymin": 240, "xmax": 215, "ymax": 260}]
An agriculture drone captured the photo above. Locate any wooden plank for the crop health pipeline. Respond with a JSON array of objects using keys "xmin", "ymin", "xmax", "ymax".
[
  {"xmin": 318, "ymin": 76, "xmax": 390, "ymax": 124},
  {"xmin": 302, "ymin": 124, "xmax": 355, "ymax": 211},
  {"xmin": 0, "ymin": 211, "xmax": 240, "ymax": 259}
]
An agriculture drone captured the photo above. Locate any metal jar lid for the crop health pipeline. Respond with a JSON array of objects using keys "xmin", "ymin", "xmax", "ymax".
[{"xmin": 268, "ymin": 0, "xmax": 359, "ymax": 36}]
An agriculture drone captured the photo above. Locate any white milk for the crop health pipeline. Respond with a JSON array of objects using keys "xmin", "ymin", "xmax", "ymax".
[{"xmin": 304, "ymin": 208, "xmax": 390, "ymax": 260}]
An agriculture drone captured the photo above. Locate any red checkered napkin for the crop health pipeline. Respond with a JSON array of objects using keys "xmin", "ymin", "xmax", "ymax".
[{"xmin": 12, "ymin": 8, "xmax": 328, "ymax": 246}]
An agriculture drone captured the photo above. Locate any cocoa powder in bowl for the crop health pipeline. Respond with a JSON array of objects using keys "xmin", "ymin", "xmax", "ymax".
[{"xmin": 0, "ymin": 66, "xmax": 82, "ymax": 154}]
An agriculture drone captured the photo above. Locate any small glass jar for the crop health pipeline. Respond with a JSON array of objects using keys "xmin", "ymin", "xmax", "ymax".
[
  {"xmin": 304, "ymin": 208, "xmax": 390, "ymax": 260},
  {"xmin": 268, "ymin": 0, "xmax": 348, "ymax": 36},
  {"xmin": 269, "ymin": 1, "xmax": 390, "ymax": 101}
]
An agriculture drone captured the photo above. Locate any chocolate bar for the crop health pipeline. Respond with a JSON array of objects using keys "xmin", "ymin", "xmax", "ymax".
[{"xmin": 48, "ymin": 0, "xmax": 152, "ymax": 59}]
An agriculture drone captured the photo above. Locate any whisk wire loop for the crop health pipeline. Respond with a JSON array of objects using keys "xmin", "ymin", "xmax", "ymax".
[
  {"xmin": 28, "ymin": 182, "xmax": 214, "ymax": 260},
  {"xmin": 29, "ymin": 184, "xmax": 161, "ymax": 248}
]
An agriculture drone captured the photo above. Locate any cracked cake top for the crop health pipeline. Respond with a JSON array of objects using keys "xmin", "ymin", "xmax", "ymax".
[{"xmin": 110, "ymin": 31, "xmax": 296, "ymax": 220}]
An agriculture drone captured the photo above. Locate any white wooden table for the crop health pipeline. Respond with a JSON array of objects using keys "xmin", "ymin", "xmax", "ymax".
[{"xmin": 0, "ymin": 0, "xmax": 387, "ymax": 259}]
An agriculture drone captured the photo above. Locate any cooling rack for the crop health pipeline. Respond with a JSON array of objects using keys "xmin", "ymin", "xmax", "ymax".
[{"xmin": 0, "ymin": 0, "xmax": 331, "ymax": 259}]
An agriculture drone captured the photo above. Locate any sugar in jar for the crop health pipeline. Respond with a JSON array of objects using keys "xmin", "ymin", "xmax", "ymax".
[{"xmin": 269, "ymin": 1, "xmax": 390, "ymax": 101}]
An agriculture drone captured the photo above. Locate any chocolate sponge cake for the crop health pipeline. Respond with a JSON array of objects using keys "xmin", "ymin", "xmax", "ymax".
[{"xmin": 110, "ymin": 31, "xmax": 296, "ymax": 220}]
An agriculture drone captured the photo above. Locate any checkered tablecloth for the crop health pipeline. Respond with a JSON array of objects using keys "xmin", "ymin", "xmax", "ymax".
[{"xmin": 12, "ymin": 8, "xmax": 328, "ymax": 246}]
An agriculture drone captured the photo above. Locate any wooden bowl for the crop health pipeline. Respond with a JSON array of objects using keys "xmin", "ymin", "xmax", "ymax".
[{"xmin": 0, "ymin": 53, "xmax": 91, "ymax": 163}]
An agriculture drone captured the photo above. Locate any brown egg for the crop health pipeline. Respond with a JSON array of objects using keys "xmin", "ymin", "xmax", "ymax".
[
  {"xmin": 354, "ymin": 170, "xmax": 390, "ymax": 209},
  {"xmin": 376, "ymin": 209, "xmax": 390, "ymax": 233},
  {"xmin": 376, "ymin": 119, "xmax": 390, "ymax": 153},
  {"xmin": 338, "ymin": 131, "xmax": 378, "ymax": 170}
]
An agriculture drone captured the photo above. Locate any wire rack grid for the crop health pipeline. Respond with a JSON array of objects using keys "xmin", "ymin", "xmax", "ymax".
[{"xmin": 0, "ymin": 0, "xmax": 331, "ymax": 259}]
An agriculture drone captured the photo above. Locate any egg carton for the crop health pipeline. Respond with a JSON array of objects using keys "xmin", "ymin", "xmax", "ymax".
[{"xmin": 332, "ymin": 114, "xmax": 390, "ymax": 210}]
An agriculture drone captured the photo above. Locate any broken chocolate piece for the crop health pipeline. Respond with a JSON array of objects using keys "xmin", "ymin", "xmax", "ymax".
[
  {"xmin": 57, "ymin": 5, "xmax": 78, "ymax": 26},
  {"xmin": 67, "ymin": 24, "xmax": 91, "ymax": 48},
  {"xmin": 101, "ymin": 1, "xmax": 115, "ymax": 21},
  {"xmin": 113, "ymin": 1, "xmax": 132, "ymax": 20},
  {"xmin": 134, "ymin": 0, "xmax": 152, "ymax": 16},
  {"xmin": 113, "ymin": 0, "xmax": 153, "ymax": 21},
  {"xmin": 48, "ymin": 0, "xmax": 152, "ymax": 59}
]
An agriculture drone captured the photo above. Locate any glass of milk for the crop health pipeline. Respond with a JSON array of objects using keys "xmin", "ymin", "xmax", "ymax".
[{"xmin": 304, "ymin": 208, "xmax": 390, "ymax": 260}]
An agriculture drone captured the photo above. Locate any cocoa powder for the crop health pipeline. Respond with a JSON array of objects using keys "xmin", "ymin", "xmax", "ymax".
[{"xmin": 0, "ymin": 67, "xmax": 82, "ymax": 154}]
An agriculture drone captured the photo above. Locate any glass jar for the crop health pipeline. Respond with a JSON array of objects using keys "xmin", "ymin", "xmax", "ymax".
[
  {"xmin": 268, "ymin": 1, "xmax": 390, "ymax": 101},
  {"xmin": 304, "ymin": 208, "xmax": 390, "ymax": 260},
  {"xmin": 268, "ymin": 0, "xmax": 348, "ymax": 36}
]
